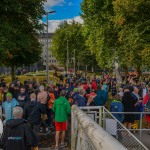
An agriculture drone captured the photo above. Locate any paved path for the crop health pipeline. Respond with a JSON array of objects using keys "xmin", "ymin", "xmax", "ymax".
[{"xmin": 134, "ymin": 131, "xmax": 150, "ymax": 149}]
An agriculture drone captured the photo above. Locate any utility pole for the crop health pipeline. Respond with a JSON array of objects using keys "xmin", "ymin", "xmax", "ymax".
[
  {"xmin": 66, "ymin": 40, "xmax": 69, "ymax": 74},
  {"xmin": 46, "ymin": 10, "xmax": 56, "ymax": 83},
  {"xmin": 74, "ymin": 49, "xmax": 76, "ymax": 74}
]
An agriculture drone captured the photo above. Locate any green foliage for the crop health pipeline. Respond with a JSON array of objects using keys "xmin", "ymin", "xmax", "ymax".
[
  {"xmin": 81, "ymin": 0, "xmax": 118, "ymax": 68},
  {"xmin": 81, "ymin": 0, "xmax": 150, "ymax": 73},
  {"xmin": 113, "ymin": 0, "xmax": 150, "ymax": 70},
  {"xmin": 51, "ymin": 21, "xmax": 97, "ymax": 68},
  {"xmin": 0, "ymin": 0, "xmax": 45, "ymax": 68}
]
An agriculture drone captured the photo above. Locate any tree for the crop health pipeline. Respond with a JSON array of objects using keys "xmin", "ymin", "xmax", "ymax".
[
  {"xmin": 51, "ymin": 21, "xmax": 97, "ymax": 71},
  {"xmin": 81, "ymin": 0, "xmax": 118, "ymax": 68},
  {"xmin": 0, "ymin": 0, "xmax": 45, "ymax": 81},
  {"xmin": 113, "ymin": 0, "xmax": 150, "ymax": 75}
]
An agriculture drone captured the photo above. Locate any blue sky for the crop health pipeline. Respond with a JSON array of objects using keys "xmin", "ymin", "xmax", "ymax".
[{"xmin": 43, "ymin": 0, "xmax": 82, "ymax": 22}]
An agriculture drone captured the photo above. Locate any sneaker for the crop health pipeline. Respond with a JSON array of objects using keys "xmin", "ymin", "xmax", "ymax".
[
  {"xmin": 53, "ymin": 146, "xmax": 60, "ymax": 150},
  {"xmin": 60, "ymin": 142, "xmax": 68, "ymax": 148}
]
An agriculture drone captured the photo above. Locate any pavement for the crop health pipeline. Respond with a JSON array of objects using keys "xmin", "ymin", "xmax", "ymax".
[{"xmin": 134, "ymin": 131, "xmax": 150, "ymax": 149}]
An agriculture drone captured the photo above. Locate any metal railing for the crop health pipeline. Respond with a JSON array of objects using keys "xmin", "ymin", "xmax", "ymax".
[
  {"xmin": 71, "ymin": 105, "xmax": 127, "ymax": 150},
  {"xmin": 80, "ymin": 106, "xmax": 149, "ymax": 150}
]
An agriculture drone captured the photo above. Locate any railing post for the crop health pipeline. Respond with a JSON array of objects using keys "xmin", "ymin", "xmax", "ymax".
[
  {"xmin": 139, "ymin": 113, "xmax": 143, "ymax": 141},
  {"xmin": 103, "ymin": 107, "xmax": 106, "ymax": 128},
  {"xmin": 0, "ymin": 106, "xmax": 2, "ymax": 119},
  {"xmin": 99, "ymin": 107, "xmax": 102, "ymax": 126}
]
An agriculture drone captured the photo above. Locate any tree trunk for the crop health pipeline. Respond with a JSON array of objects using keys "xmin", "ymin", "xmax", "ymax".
[
  {"xmin": 136, "ymin": 68, "xmax": 142, "ymax": 78},
  {"xmin": 54, "ymin": 69, "xmax": 58, "ymax": 77},
  {"xmin": 11, "ymin": 65, "xmax": 15, "ymax": 82},
  {"xmin": 123, "ymin": 65, "xmax": 128, "ymax": 76}
]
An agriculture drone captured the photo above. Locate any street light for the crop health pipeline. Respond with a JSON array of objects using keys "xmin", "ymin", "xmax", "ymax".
[{"xmin": 46, "ymin": 10, "xmax": 56, "ymax": 83}]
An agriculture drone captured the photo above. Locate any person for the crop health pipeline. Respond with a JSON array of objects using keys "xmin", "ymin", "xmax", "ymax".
[
  {"xmin": 94, "ymin": 86, "xmax": 108, "ymax": 106},
  {"xmin": 0, "ymin": 87, "xmax": 4, "ymax": 105},
  {"xmin": 131, "ymin": 87, "xmax": 143, "ymax": 120},
  {"xmin": 118, "ymin": 88, "xmax": 124, "ymax": 98},
  {"xmin": 122, "ymin": 88, "xmax": 136, "ymax": 129},
  {"xmin": 143, "ymin": 87, "xmax": 150, "ymax": 135},
  {"xmin": 2, "ymin": 93, "xmax": 19, "ymax": 123},
  {"xmin": 110, "ymin": 94, "xmax": 124, "ymax": 122},
  {"xmin": 73, "ymin": 88, "xmax": 86, "ymax": 107},
  {"xmin": 24, "ymin": 93, "xmax": 47, "ymax": 134},
  {"xmin": 37, "ymin": 85, "xmax": 48, "ymax": 104},
  {"xmin": 52, "ymin": 90, "xmax": 71, "ymax": 150},
  {"xmin": 2, "ymin": 106, "xmax": 39, "ymax": 150},
  {"xmin": 17, "ymin": 87, "xmax": 29, "ymax": 109},
  {"xmin": 110, "ymin": 94, "xmax": 124, "ymax": 139},
  {"xmin": 63, "ymin": 83, "xmax": 72, "ymax": 99},
  {"xmin": 47, "ymin": 87, "xmax": 55, "ymax": 127}
]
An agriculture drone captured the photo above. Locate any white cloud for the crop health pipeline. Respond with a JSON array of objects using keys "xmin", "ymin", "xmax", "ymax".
[
  {"xmin": 47, "ymin": 16, "xmax": 84, "ymax": 33},
  {"xmin": 68, "ymin": 2, "xmax": 73, "ymax": 6},
  {"xmin": 44, "ymin": 0, "xmax": 65, "ymax": 8}
]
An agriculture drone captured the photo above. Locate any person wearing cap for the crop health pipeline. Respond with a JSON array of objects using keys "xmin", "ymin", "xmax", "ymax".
[
  {"xmin": 52, "ymin": 90, "xmax": 71, "ymax": 150},
  {"xmin": 2, "ymin": 93, "xmax": 19, "ymax": 122}
]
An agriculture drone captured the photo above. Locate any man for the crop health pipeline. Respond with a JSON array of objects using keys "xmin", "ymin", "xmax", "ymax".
[
  {"xmin": 73, "ymin": 88, "xmax": 86, "ymax": 107},
  {"xmin": 17, "ymin": 87, "xmax": 29, "ymax": 109},
  {"xmin": 2, "ymin": 106, "xmax": 39, "ymax": 150},
  {"xmin": 132, "ymin": 86, "xmax": 143, "ymax": 120},
  {"xmin": 37, "ymin": 85, "xmax": 48, "ymax": 104},
  {"xmin": 63, "ymin": 83, "xmax": 72, "ymax": 99},
  {"xmin": 52, "ymin": 90, "xmax": 71, "ymax": 149},
  {"xmin": 2, "ymin": 93, "xmax": 19, "ymax": 122},
  {"xmin": 24, "ymin": 93, "xmax": 47, "ymax": 134}
]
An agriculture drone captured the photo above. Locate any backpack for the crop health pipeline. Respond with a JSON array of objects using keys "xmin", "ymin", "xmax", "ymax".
[{"xmin": 47, "ymin": 93, "xmax": 55, "ymax": 109}]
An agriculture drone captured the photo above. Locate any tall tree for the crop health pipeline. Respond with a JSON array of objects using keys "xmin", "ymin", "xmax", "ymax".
[
  {"xmin": 113, "ymin": 0, "xmax": 150, "ymax": 75},
  {"xmin": 51, "ymin": 21, "xmax": 97, "ymax": 70},
  {"xmin": 0, "ymin": 0, "xmax": 45, "ymax": 81},
  {"xmin": 81, "ymin": 0, "xmax": 118, "ymax": 68}
]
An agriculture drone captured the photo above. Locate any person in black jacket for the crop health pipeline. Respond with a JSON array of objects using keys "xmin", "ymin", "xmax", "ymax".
[
  {"xmin": 17, "ymin": 87, "xmax": 29, "ymax": 109},
  {"xmin": 24, "ymin": 93, "xmax": 47, "ymax": 134},
  {"xmin": 2, "ymin": 106, "xmax": 39, "ymax": 150}
]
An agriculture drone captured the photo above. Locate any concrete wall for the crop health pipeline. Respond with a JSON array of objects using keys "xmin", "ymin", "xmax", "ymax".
[{"xmin": 71, "ymin": 105, "xmax": 127, "ymax": 150}]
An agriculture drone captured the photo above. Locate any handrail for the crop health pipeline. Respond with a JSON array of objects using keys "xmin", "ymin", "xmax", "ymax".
[{"xmin": 72, "ymin": 105, "xmax": 127, "ymax": 150}]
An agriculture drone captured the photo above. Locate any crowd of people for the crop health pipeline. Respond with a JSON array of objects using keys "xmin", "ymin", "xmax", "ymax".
[{"xmin": 0, "ymin": 72, "xmax": 150, "ymax": 150}]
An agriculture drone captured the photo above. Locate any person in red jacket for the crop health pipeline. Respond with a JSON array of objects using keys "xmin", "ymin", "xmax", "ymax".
[{"xmin": 91, "ymin": 80, "xmax": 97, "ymax": 91}]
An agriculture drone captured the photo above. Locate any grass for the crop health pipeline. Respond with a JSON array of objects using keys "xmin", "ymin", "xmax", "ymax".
[{"xmin": 3, "ymin": 74, "xmax": 59, "ymax": 84}]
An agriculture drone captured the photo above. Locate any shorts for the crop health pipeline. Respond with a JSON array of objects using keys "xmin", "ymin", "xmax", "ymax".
[{"xmin": 55, "ymin": 121, "xmax": 68, "ymax": 131}]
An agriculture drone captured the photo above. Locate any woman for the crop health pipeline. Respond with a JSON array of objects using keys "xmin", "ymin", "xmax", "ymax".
[{"xmin": 143, "ymin": 87, "xmax": 150, "ymax": 134}]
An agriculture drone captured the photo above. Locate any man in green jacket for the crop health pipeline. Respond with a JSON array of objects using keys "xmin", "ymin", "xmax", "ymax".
[{"xmin": 52, "ymin": 90, "xmax": 71, "ymax": 150}]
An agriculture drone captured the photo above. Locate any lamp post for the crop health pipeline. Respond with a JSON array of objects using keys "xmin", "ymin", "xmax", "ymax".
[{"xmin": 46, "ymin": 10, "xmax": 56, "ymax": 83}]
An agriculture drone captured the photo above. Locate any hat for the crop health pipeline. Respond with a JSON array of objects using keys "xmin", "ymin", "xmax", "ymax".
[
  {"xmin": 6, "ymin": 93, "xmax": 12, "ymax": 97},
  {"xmin": 73, "ymin": 88, "xmax": 78, "ymax": 92}
]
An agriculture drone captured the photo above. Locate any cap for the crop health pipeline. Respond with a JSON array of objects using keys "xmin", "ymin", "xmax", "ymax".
[{"xmin": 6, "ymin": 93, "xmax": 12, "ymax": 97}]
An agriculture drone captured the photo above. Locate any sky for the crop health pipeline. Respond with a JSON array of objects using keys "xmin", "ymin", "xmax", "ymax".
[{"xmin": 43, "ymin": 0, "xmax": 83, "ymax": 32}]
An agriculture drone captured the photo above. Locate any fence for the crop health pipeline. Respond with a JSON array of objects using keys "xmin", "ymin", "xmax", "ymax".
[
  {"xmin": 71, "ymin": 105, "xmax": 127, "ymax": 150},
  {"xmin": 80, "ymin": 106, "xmax": 149, "ymax": 150}
]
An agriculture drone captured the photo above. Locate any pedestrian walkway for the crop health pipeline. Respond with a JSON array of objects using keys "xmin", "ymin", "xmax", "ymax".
[{"xmin": 134, "ymin": 131, "xmax": 150, "ymax": 149}]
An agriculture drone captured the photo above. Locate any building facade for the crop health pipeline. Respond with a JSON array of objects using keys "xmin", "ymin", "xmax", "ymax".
[{"xmin": 38, "ymin": 33, "xmax": 58, "ymax": 68}]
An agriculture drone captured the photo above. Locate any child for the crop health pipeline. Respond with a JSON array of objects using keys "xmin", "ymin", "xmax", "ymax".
[{"xmin": 110, "ymin": 94, "xmax": 124, "ymax": 140}]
